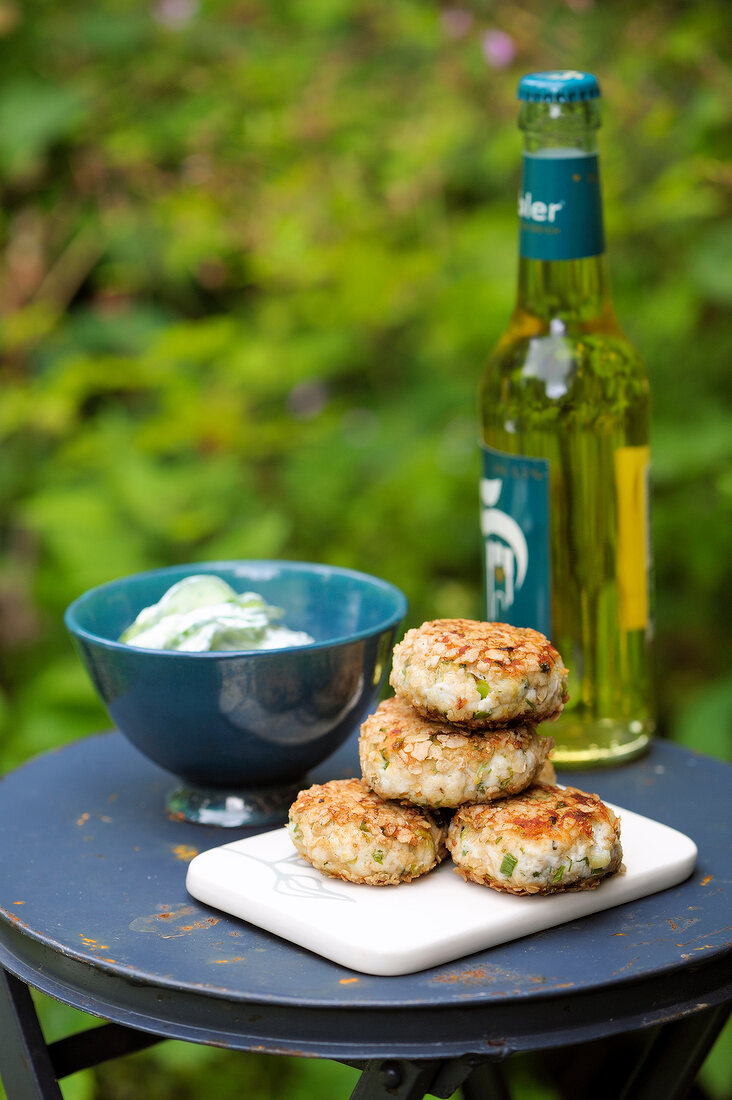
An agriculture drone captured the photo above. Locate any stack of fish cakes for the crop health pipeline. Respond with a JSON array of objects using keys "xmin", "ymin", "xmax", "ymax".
[
  {"xmin": 288, "ymin": 619, "xmax": 623, "ymax": 894},
  {"xmin": 361, "ymin": 619, "xmax": 563, "ymax": 808}
]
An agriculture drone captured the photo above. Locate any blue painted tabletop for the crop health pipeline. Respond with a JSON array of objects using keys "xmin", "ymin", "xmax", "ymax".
[{"xmin": 0, "ymin": 732, "xmax": 730, "ymax": 1059}]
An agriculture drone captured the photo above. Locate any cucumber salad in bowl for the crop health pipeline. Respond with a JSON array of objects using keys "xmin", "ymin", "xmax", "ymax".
[{"xmin": 119, "ymin": 574, "xmax": 314, "ymax": 652}]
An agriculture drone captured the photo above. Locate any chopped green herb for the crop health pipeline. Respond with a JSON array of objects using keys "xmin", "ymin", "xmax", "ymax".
[
  {"xmin": 359, "ymin": 820, "xmax": 371, "ymax": 835},
  {"xmin": 591, "ymin": 866, "xmax": 605, "ymax": 875},
  {"xmin": 474, "ymin": 678, "xmax": 492, "ymax": 699},
  {"xmin": 475, "ymin": 762, "xmax": 491, "ymax": 791},
  {"xmin": 500, "ymin": 853, "xmax": 518, "ymax": 877},
  {"xmin": 532, "ymin": 871, "xmax": 541, "ymax": 878},
  {"xmin": 417, "ymin": 829, "xmax": 435, "ymax": 849},
  {"xmin": 498, "ymin": 767, "xmax": 515, "ymax": 792},
  {"xmin": 372, "ymin": 850, "xmax": 384, "ymax": 864},
  {"xmin": 379, "ymin": 749, "xmax": 390, "ymax": 770},
  {"xmin": 553, "ymin": 865, "xmax": 565, "ymax": 882}
]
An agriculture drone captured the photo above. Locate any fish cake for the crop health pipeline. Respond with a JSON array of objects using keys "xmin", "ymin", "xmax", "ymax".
[
  {"xmin": 534, "ymin": 757, "xmax": 556, "ymax": 786},
  {"xmin": 447, "ymin": 784, "xmax": 622, "ymax": 895},
  {"xmin": 359, "ymin": 697, "xmax": 552, "ymax": 808},
  {"xmin": 287, "ymin": 778, "xmax": 447, "ymax": 886},
  {"xmin": 390, "ymin": 619, "xmax": 568, "ymax": 728}
]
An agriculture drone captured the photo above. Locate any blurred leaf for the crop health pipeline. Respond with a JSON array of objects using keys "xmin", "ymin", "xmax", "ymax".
[
  {"xmin": 671, "ymin": 673, "xmax": 732, "ymax": 762},
  {"xmin": 652, "ymin": 414, "xmax": 732, "ymax": 482},
  {"xmin": 1, "ymin": 656, "xmax": 108, "ymax": 770},
  {"xmin": 689, "ymin": 223, "xmax": 732, "ymax": 304},
  {"xmin": 0, "ymin": 79, "xmax": 86, "ymax": 176},
  {"xmin": 19, "ymin": 486, "xmax": 153, "ymax": 603}
]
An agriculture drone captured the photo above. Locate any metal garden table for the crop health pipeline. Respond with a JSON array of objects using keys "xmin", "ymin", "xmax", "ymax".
[{"xmin": 0, "ymin": 733, "xmax": 730, "ymax": 1100}]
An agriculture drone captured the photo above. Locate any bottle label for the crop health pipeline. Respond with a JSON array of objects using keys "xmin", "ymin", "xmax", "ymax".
[
  {"xmin": 519, "ymin": 152, "xmax": 605, "ymax": 261},
  {"xmin": 480, "ymin": 445, "xmax": 551, "ymax": 636}
]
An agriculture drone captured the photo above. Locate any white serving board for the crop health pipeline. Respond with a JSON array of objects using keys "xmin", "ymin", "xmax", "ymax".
[{"xmin": 185, "ymin": 804, "xmax": 697, "ymax": 976}]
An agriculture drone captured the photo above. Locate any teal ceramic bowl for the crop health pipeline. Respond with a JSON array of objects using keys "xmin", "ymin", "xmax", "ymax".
[{"xmin": 65, "ymin": 561, "xmax": 407, "ymax": 825}]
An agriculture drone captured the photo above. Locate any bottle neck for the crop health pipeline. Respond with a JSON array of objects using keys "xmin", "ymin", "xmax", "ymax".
[
  {"xmin": 516, "ymin": 100, "xmax": 613, "ymax": 323},
  {"xmin": 517, "ymin": 255, "xmax": 612, "ymax": 323}
]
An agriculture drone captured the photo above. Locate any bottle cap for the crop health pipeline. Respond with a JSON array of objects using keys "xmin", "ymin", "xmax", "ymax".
[{"xmin": 517, "ymin": 71, "xmax": 601, "ymax": 103}]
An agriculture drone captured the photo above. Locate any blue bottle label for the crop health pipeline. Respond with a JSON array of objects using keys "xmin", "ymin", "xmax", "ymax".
[
  {"xmin": 519, "ymin": 152, "xmax": 605, "ymax": 261},
  {"xmin": 480, "ymin": 445, "xmax": 551, "ymax": 637}
]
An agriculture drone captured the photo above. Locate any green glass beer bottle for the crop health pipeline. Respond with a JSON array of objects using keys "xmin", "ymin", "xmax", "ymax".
[{"xmin": 479, "ymin": 71, "xmax": 654, "ymax": 766}]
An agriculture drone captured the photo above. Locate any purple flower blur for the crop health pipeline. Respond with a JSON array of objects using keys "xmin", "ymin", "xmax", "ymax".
[
  {"xmin": 481, "ymin": 29, "xmax": 516, "ymax": 69},
  {"xmin": 154, "ymin": 0, "xmax": 198, "ymax": 28}
]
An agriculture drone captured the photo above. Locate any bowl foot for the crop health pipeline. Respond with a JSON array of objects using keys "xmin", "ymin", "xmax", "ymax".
[{"xmin": 166, "ymin": 781, "xmax": 302, "ymax": 827}]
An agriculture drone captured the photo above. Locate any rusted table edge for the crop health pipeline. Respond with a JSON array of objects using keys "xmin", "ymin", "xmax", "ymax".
[{"xmin": 1, "ymin": 932, "xmax": 730, "ymax": 1061}]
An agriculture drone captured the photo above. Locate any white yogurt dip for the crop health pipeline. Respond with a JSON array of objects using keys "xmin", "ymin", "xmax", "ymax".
[{"xmin": 119, "ymin": 574, "xmax": 314, "ymax": 652}]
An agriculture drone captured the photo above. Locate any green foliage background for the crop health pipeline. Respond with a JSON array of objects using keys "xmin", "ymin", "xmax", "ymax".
[{"xmin": 0, "ymin": 1, "xmax": 730, "ymax": 1098}]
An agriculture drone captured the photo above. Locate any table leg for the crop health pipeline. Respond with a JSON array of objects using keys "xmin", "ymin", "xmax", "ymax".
[
  {"xmin": 346, "ymin": 1057, "xmax": 510, "ymax": 1100},
  {"xmin": 349, "ymin": 1060, "xmax": 442, "ymax": 1100},
  {"xmin": 49, "ymin": 1021, "xmax": 163, "ymax": 1077},
  {"xmin": 460, "ymin": 1059, "xmax": 512, "ymax": 1100},
  {"xmin": 0, "ymin": 969, "xmax": 63, "ymax": 1100},
  {"xmin": 618, "ymin": 1003, "xmax": 732, "ymax": 1100}
]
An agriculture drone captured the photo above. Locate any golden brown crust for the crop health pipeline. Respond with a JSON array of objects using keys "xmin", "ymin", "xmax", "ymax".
[
  {"xmin": 289, "ymin": 778, "xmax": 441, "ymax": 847},
  {"xmin": 361, "ymin": 696, "xmax": 538, "ymax": 754},
  {"xmin": 456, "ymin": 785, "xmax": 618, "ymax": 844},
  {"xmin": 389, "ymin": 619, "xmax": 568, "ymax": 728},
  {"xmin": 359, "ymin": 697, "xmax": 551, "ymax": 807},
  {"xmin": 396, "ymin": 619, "xmax": 565, "ymax": 685},
  {"xmin": 447, "ymin": 785, "xmax": 623, "ymax": 895},
  {"xmin": 288, "ymin": 778, "xmax": 448, "ymax": 885}
]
